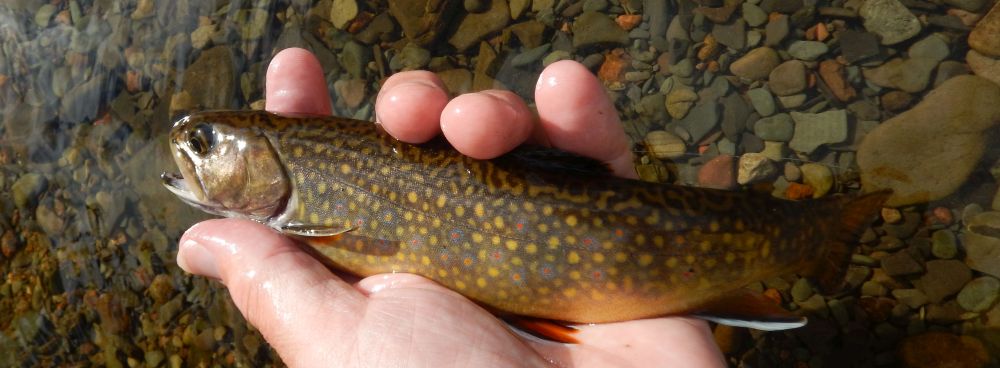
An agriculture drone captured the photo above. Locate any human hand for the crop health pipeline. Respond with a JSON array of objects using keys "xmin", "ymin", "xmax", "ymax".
[{"xmin": 176, "ymin": 47, "xmax": 726, "ymax": 367}]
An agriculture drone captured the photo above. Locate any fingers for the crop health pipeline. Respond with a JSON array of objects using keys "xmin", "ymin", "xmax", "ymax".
[
  {"xmin": 375, "ymin": 71, "xmax": 449, "ymax": 143},
  {"xmin": 176, "ymin": 219, "xmax": 365, "ymax": 367},
  {"xmin": 440, "ymin": 90, "xmax": 534, "ymax": 159},
  {"xmin": 530, "ymin": 317, "xmax": 726, "ymax": 367},
  {"xmin": 535, "ymin": 60, "xmax": 637, "ymax": 179},
  {"xmin": 266, "ymin": 48, "xmax": 332, "ymax": 115}
]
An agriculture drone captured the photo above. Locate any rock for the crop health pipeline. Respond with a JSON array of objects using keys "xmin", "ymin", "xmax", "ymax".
[
  {"xmin": 729, "ymin": 47, "xmax": 781, "ymax": 80},
  {"xmin": 712, "ymin": 20, "xmax": 746, "ymax": 51},
  {"xmin": 390, "ymin": 43, "xmax": 432, "ymax": 70},
  {"xmin": 181, "ymin": 46, "xmax": 236, "ymax": 111},
  {"xmin": 857, "ymin": 76, "xmax": 1000, "ymax": 206},
  {"xmin": 931, "ymin": 230, "xmax": 958, "ymax": 259},
  {"xmin": 787, "ymin": 41, "xmax": 829, "ymax": 61},
  {"xmin": 465, "ymin": 0, "xmax": 489, "ymax": 12},
  {"xmin": 665, "ymin": 88, "xmax": 699, "ymax": 119},
  {"xmin": 436, "ymin": 69, "xmax": 472, "ymax": 94},
  {"xmin": 737, "ymin": 153, "xmax": 776, "ymax": 185},
  {"xmin": 962, "ymin": 232, "xmax": 1000, "ymax": 278},
  {"xmin": 572, "ymin": 11, "xmax": 628, "ymax": 49},
  {"xmin": 12, "ymin": 173, "xmax": 47, "ymax": 209},
  {"xmin": 753, "ymin": 113, "xmax": 794, "ymax": 142},
  {"xmin": 645, "ymin": 130, "xmax": 687, "ymax": 160},
  {"xmin": 746, "ymin": 88, "xmax": 776, "ymax": 117},
  {"xmin": 862, "ymin": 281, "xmax": 887, "ymax": 297},
  {"xmin": 330, "ymin": 0, "xmax": 359, "ymax": 29},
  {"xmin": 800, "ymin": 163, "xmax": 833, "ymax": 198},
  {"xmin": 968, "ymin": 1, "xmax": 1000, "ymax": 57},
  {"xmin": 449, "ymin": 0, "xmax": 511, "ymax": 51},
  {"xmin": 721, "ymin": 93, "xmax": 751, "ymax": 141},
  {"xmin": 698, "ymin": 155, "xmax": 737, "ymax": 190},
  {"xmin": 915, "ymin": 260, "xmax": 972, "ymax": 304},
  {"xmin": 862, "ymin": 34, "xmax": 950, "ymax": 93},
  {"xmin": 35, "ymin": 203, "xmax": 63, "ymax": 236},
  {"xmin": 334, "ymin": 79, "xmax": 367, "ymax": 108},
  {"xmin": 791, "ymin": 277, "xmax": 814, "ymax": 302},
  {"xmin": 881, "ymin": 249, "xmax": 924, "ymax": 276},
  {"xmin": 945, "ymin": 0, "xmax": 989, "ymax": 11},
  {"xmin": 788, "ymin": 110, "xmax": 848, "ymax": 154},
  {"xmin": 675, "ymin": 102, "xmax": 720, "ymax": 143},
  {"xmin": 880, "ymin": 90, "xmax": 914, "ymax": 112},
  {"xmin": 957, "ymin": 276, "xmax": 1000, "ymax": 312},
  {"xmin": 768, "ymin": 60, "xmax": 807, "ymax": 96},
  {"xmin": 819, "ymin": 60, "xmax": 857, "ymax": 102},
  {"xmin": 777, "ymin": 94, "xmax": 807, "ymax": 109},
  {"xmin": 839, "ymin": 30, "xmax": 881, "ymax": 63},
  {"xmin": 764, "ymin": 15, "xmax": 789, "ymax": 46},
  {"xmin": 390, "ymin": 0, "xmax": 458, "ymax": 46},
  {"xmin": 760, "ymin": 141, "xmax": 786, "ymax": 161},
  {"xmin": 966, "ymin": 50, "xmax": 1000, "ymax": 87},
  {"xmin": 341, "ymin": 41, "xmax": 370, "ymax": 79},
  {"xmin": 742, "ymin": 3, "xmax": 767, "ymax": 26},
  {"xmin": 94, "ymin": 191, "xmax": 126, "ymax": 232},
  {"xmin": 934, "ymin": 61, "xmax": 969, "ymax": 88},
  {"xmin": 859, "ymin": 0, "xmax": 921, "ymax": 45},
  {"xmin": 892, "ymin": 288, "xmax": 929, "ymax": 308},
  {"xmin": 899, "ymin": 332, "xmax": 990, "ymax": 368},
  {"xmin": 60, "ymin": 77, "xmax": 103, "ymax": 124}
]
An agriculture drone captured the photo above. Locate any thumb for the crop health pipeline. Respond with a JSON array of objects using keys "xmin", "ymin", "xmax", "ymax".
[{"xmin": 176, "ymin": 218, "xmax": 365, "ymax": 366}]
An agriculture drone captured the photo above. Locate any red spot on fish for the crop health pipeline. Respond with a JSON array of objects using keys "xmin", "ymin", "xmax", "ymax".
[
  {"xmin": 491, "ymin": 251, "xmax": 503, "ymax": 261},
  {"xmin": 591, "ymin": 270, "xmax": 603, "ymax": 280},
  {"xmin": 463, "ymin": 257, "xmax": 474, "ymax": 267},
  {"xmin": 516, "ymin": 222, "xmax": 525, "ymax": 231}
]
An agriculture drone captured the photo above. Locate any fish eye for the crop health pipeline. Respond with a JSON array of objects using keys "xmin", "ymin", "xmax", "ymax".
[{"xmin": 187, "ymin": 123, "xmax": 216, "ymax": 156}]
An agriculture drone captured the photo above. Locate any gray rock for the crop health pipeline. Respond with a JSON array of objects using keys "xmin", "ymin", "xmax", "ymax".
[
  {"xmin": 721, "ymin": 93, "xmax": 751, "ymax": 141},
  {"xmin": 754, "ymin": 113, "xmax": 794, "ymax": 141},
  {"xmin": 12, "ymin": 173, "xmax": 47, "ymax": 209},
  {"xmin": 956, "ymin": 276, "xmax": 1000, "ymax": 312},
  {"xmin": 881, "ymin": 249, "xmax": 924, "ymax": 276},
  {"xmin": 572, "ymin": 11, "xmax": 628, "ymax": 48},
  {"xmin": 509, "ymin": 44, "xmax": 551, "ymax": 67},
  {"xmin": 839, "ymin": 30, "xmax": 881, "ymax": 63},
  {"xmin": 845, "ymin": 265, "xmax": 872, "ymax": 290},
  {"xmin": 943, "ymin": 0, "xmax": 989, "ymax": 12},
  {"xmin": 729, "ymin": 47, "xmax": 781, "ymax": 80},
  {"xmin": 712, "ymin": 19, "xmax": 746, "ymax": 51},
  {"xmin": 909, "ymin": 34, "xmax": 951, "ymax": 62},
  {"xmin": 788, "ymin": 41, "xmax": 829, "ymax": 61},
  {"xmin": 857, "ymin": 76, "xmax": 1000, "ymax": 206},
  {"xmin": 914, "ymin": 260, "xmax": 972, "ymax": 303},
  {"xmin": 862, "ymin": 281, "xmax": 888, "ymax": 297},
  {"xmin": 450, "ymin": 0, "xmax": 511, "ymax": 51},
  {"xmin": 777, "ymin": 94, "xmax": 807, "ymax": 109},
  {"xmin": 764, "ymin": 14, "xmax": 789, "ymax": 46},
  {"xmin": 791, "ymin": 277, "xmax": 814, "ymax": 302},
  {"xmin": 390, "ymin": 43, "xmax": 432, "ymax": 70},
  {"xmin": 859, "ymin": 0, "xmax": 921, "ymax": 45},
  {"xmin": 934, "ymin": 60, "xmax": 970, "ymax": 87},
  {"xmin": 931, "ymin": 230, "xmax": 958, "ymax": 259},
  {"xmin": 675, "ymin": 102, "xmax": 720, "ymax": 143},
  {"xmin": 742, "ymin": 3, "xmax": 767, "ymax": 26},
  {"xmin": 747, "ymin": 30, "xmax": 763, "ymax": 48},
  {"xmin": 646, "ymin": 0, "xmax": 669, "ymax": 37},
  {"xmin": 789, "ymin": 110, "xmax": 848, "ymax": 153},
  {"xmin": 768, "ymin": 60, "xmax": 807, "ymax": 96},
  {"xmin": 892, "ymin": 288, "xmax": 929, "ymax": 308},
  {"xmin": 747, "ymin": 88, "xmax": 776, "ymax": 116},
  {"xmin": 582, "ymin": 0, "xmax": 609, "ymax": 12},
  {"xmin": 340, "ymin": 41, "xmax": 371, "ymax": 79},
  {"xmin": 737, "ymin": 153, "xmax": 777, "ymax": 185},
  {"xmin": 962, "ymin": 232, "xmax": 1000, "ymax": 278}
]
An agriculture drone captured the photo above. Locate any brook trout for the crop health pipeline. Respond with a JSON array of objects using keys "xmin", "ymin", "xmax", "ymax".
[{"xmin": 162, "ymin": 110, "xmax": 888, "ymax": 333}]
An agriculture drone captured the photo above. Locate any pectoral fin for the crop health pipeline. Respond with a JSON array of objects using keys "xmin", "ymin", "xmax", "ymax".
[
  {"xmin": 506, "ymin": 317, "xmax": 580, "ymax": 344},
  {"xmin": 280, "ymin": 223, "xmax": 355, "ymax": 237},
  {"xmin": 693, "ymin": 289, "xmax": 807, "ymax": 331}
]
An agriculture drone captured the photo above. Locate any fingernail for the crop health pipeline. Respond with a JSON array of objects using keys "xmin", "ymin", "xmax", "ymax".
[{"xmin": 177, "ymin": 238, "xmax": 221, "ymax": 280}]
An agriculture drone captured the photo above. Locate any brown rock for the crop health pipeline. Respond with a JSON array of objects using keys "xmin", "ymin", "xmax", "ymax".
[
  {"xmin": 729, "ymin": 47, "xmax": 781, "ymax": 80},
  {"xmin": 389, "ymin": 0, "xmax": 459, "ymax": 46},
  {"xmin": 966, "ymin": 50, "xmax": 1000, "ymax": 87},
  {"xmin": 698, "ymin": 155, "xmax": 737, "ymax": 190},
  {"xmin": 597, "ymin": 49, "xmax": 629, "ymax": 83},
  {"xmin": 899, "ymin": 332, "xmax": 989, "ymax": 368},
  {"xmin": 818, "ymin": 60, "xmax": 857, "ymax": 102},
  {"xmin": 969, "ymin": 1, "xmax": 1000, "ymax": 58},
  {"xmin": 881, "ymin": 90, "xmax": 914, "ymax": 112}
]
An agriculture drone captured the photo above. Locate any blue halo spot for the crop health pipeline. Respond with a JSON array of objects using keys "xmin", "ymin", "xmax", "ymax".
[
  {"xmin": 449, "ymin": 228, "xmax": 465, "ymax": 243},
  {"xmin": 580, "ymin": 236, "xmax": 601, "ymax": 251},
  {"xmin": 590, "ymin": 269, "xmax": 604, "ymax": 281},
  {"xmin": 460, "ymin": 252, "xmax": 476, "ymax": 268},
  {"xmin": 510, "ymin": 267, "xmax": 527, "ymax": 285},
  {"xmin": 537, "ymin": 263, "xmax": 557, "ymax": 280}
]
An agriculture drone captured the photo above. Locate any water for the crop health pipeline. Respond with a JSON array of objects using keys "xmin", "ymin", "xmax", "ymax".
[{"xmin": 1, "ymin": 0, "xmax": 999, "ymax": 367}]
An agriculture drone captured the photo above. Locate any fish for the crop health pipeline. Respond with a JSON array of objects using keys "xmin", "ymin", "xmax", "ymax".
[{"xmin": 162, "ymin": 110, "xmax": 889, "ymax": 340}]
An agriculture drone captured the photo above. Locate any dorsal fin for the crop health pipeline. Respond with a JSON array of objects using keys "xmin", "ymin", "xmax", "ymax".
[{"xmin": 496, "ymin": 145, "xmax": 614, "ymax": 177}]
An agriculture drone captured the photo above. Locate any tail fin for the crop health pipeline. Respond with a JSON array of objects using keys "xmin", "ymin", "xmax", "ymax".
[{"xmin": 805, "ymin": 190, "xmax": 892, "ymax": 293}]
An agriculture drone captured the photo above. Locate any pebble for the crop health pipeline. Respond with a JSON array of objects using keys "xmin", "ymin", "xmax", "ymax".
[
  {"xmin": 800, "ymin": 163, "xmax": 833, "ymax": 198},
  {"xmin": 956, "ymin": 276, "xmax": 1000, "ymax": 312},
  {"xmin": 915, "ymin": 260, "xmax": 972, "ymax": 303},
  {"xmin": 712, "ymin": 20, "xmax": 746, "ymax": 51},
  {"xmin": 862, "ymin": 280, "xmax": 887, "ymax": 297},
  {"xmin": 764, "ymin": 15, "xmax": 789, "ymax": 46},
  {"xmin": 742, "ymin": 3, "xmax": 767, "ymax": 26},
  {"xmin": 645, "ymin": 130, "xmax": 687, "ymax": 159},
  {"xmin": 675, "ymin": 102, "xmax": 720, "ymax": 143},
  {"xmin": 838, "ymin": 30, "xmax": 881, "ymax": 64},
  {"xmin": 859, "ymin": 0, "xmax": 921, "ymax": 45},
  {"xmin": 787, "ymin": 41, "xmax": 829, "ymax": 61},
  {"xmin": 845, "ymin": 265, "xmax": 872, "ymax": 290},
  {"xmin": 729, "ymin": 47, "xmax": 781, "ymax": 80},
  {"xmin": 880, "ymin": 90, "xmax": 914, "ymax": 112},
  {"xmin": 862, "ymin": 34, "xmax": 950, "ymax": 93},
  {"xmin": 333, "ymin": 79, "xmax": 367, "ymax": 108},
  {"xmin": 777, "ymin": 93, "xmax": 807, "ymax": 109},
  {"xmin": 966, "ymin": 50, "xmax": 1000, "ymax": 87},
  {"xmin": 857, "ymin": 76, "xmax": 1000, "ymax": 206},
  {"xmin": 818, "ymin": 60, "xmax": 857, "ymax": 102},
  {"xmin": 898, "ymin": 332, "xmax": 990, "ymax": 368},
  {"xmin": 698, "ymin": 155, "xmax": 737, "ymax": 190},
  {"xmin": 791, "ymin": 277, "xmax": 814, "ymax": 302},
  {"xmin": 572, "ymin": 11, "xmax": 629, "ymax": 48},
  {"xmin": 881, "ymin": 249, "xmax": 924, "ymax": 276},
  {"xmin": 783, "ymin": 162, "xmax": 801, "ymax": 181},
  {"xmin": 768, "ymin": 60, "xmax": 806, "ymax": 96},
  {"xmin": 931, "ymin": 230, "xmax": 958, "ymax": 259},
  {"xmin": 448, "ymin": 0, "xmax": 512, "ymax": 51},
  {"xmin": 721, "ymin": 93, "xmax": 751, "ymax": 141},
  {"xmin": 665, "ymin": 88, "xmax": 699, "ymax": 119},
  {"xmin": 746, "ymin": 88, "xmax": 776, "ymax": 117},
  {"xmin": 465, "ymin": 0, "xmax": 489, "ymax": 12},
  {"xmin": 892, "ymin": 288, "xmax": 929, "ymax": 308},
  {"xmin": 12, "ymin": 173, "xmax": 47, "ymax": 209},
  {"xmin": 968, "ymin": 1, "xmax": 1000, "ymax": 57},
  {"xmin": 760, "ymin": 140, "xmax": 786, "ymax": 161},
  {"xmin": 737, "ymin": 153, "xmax": 776, "ymax": 185},
  {"xmin": 961, "ymin": 232, "xmax": 1000, "ymax": 278},
  {"xmin": 788, "ymin": 110, "xmax": 848, "ymax": 154},
  {"xmin": 390, "ymin": 43, "xmax": 432, "ymax": 70},
  {"xmin": 330, "ymin": 0, "xmax": 359, "ymax": 29}
]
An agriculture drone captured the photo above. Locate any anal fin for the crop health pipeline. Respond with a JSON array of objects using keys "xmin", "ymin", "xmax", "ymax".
[
  {"xmin": 506, "ymin": 317, "xmax": 580, "ymax": 344},
  {"xmin": 693, "ymin": 289, "xmax": 806, "ymax": 331}
]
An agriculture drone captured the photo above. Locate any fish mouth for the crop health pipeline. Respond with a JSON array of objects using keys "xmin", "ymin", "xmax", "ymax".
[{"xmin": 161, "ymin": 172, "xmax": 227, "ymax": 216}]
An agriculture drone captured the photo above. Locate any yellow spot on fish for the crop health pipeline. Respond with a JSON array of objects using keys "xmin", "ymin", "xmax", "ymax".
[
  {"xmin": 666, "ymin": 257, "xmax": 678, "ymax": 268},
  {"xmin": 725, "ymin": 252, "xmax": 736, "ymax": 264},
  {"xmin": 494, "ymin": 216, "xmax": 504, "ymax": 229},
  {"xmin": 455, "ymin": 206, "xmax": 465, "ymax": 217},
  {"xmin": 590, "ymin": 289, "xmax": 606, "ymax": 300},
  {"xmin": 488, "ymin": 268, "xmax": 499, "ymax": 277},
  {"xmin": 472, "ymin": 232, "xmax": 484, "ymax": 243},
  {"xmin": 438, "ymin": 269, "xmax": 448, "ymax": 277},
  {"xmin": 563, "ymin": 288, "xmax": 578, "ymax": 298},
  {"xmin": 525, "ymin": 243, "xmax": 537, "ymax": 254},
  {"xmin": 309, "ymin": 213, "xmax": 320, "ymax": 223},
  {"xmin": 685, "ymin": 255, "xmax": 696, "ymax": 264},
  {"xmin": 615, "ymin": 252, "xmax": 628, "ymax": 263},
  {"xmin": 567, "ymin": 251, "xmax": 581, "ymax": 264},
  {"xmin": 547, "ymin": 236, "xmax": 560, "ymax": 249},
  {"xmin": 592, "ymin": 253, "xmax": 605, "ymax": 263},
  {"xmin": 638, "ymin": 253, "xmax": 654, "ymax": 267},
  {"xmin": 569, "ymin": 271, "xmax": 581, "ymax": 280},
  {"xmin": 436, "ymin": 195, "xmax": 446, "ymax": 208},
  {"xmin": 474, "ymin": 203, "xmax": 485, "ymax": 217},
  {"xmin": 605, "ymin": 282, "xmax": 617, "ymax": 291},
  {"xmin": 700, "ymin": 240, "xmax": 712, "ymax": 252},
  {"xmin": 476, "ymin": 278, "xmax": 487, "ymax": 288},
  {"xmin": 761, "ymin": 241, "xmax": 771, "ymax": 257},
  {"xmin": 407, "ymin": 192, "xmax": 418, "ymax": 203},
  {"xmin": 293, "ymin": 146, "xmax": 304, "ymax": 157},
  {"xmin": 340, "ymin": 164, "xmax": 352, "ymax": 174},
  {"xmin": 565, "ymin": 215, "xmax": 578, "ymax": 227},
  {"xmin": 421, "ymin": 256, "xmax": 431, "ymax": 266},
  {"xmin": 455, "ymin": 280, "xmax": 466, "ymax": 290},
  {"xmin": 543, "ymin": 206, "xmax": 553, "ymax": 216},
  {"xmin": 317, "ymin": 183, "xmax": 327, "ymax": 194},
  {"xmin": 709, "ymin": 221, "xmax": 720, "ymax": 232},
  {"xmin": 704, "ymin": 258, "xmax": 717, "ymax": 269}
]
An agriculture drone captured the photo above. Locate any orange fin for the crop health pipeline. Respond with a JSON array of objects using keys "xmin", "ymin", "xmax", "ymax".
[
  {"xmin": 693, "ymin": 289, "xmax": 806, "ymax": 331},
  {"xmin": 506, "ymin": 317, "xmax": 580, "ymax": 344},
  {"xmin": 805, "ymin": 190, "xmax": 892, "ymax": 293}
]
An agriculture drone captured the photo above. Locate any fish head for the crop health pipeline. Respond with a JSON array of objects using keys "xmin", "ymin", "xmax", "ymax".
[{"xmin": 161, "ymin": 112, "xmax": 290, "ymax": 222}]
